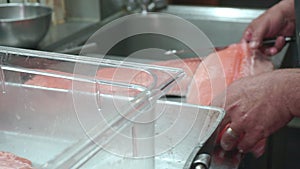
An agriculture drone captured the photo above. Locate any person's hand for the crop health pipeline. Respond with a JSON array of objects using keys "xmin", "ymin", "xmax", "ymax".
[
  {"xmin": 242, "ymin": 0, "xmax": 295, "ymax": 56},
  {"xmin": 212, "ymin": 69, "xmax": 300, "ymax": 157}
]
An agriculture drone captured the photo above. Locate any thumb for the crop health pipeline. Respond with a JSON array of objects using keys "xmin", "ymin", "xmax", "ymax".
[{"xmin": 242, "ymin": 18, "xmax": 269, "ymax": 49}]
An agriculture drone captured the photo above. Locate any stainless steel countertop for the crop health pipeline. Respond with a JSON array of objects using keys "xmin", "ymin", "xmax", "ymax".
[
  {"xmin": 162, "ymin": 5, "xmax": 265, "ymax": 23},
  {"xmin": 38, "ymin": 21, "xmax": 96, "ymax": 50},
  {"xmin": 37, "ymin": 5, "xmax": 266, "ymax": 51},
  {"xmin": 37, "ymin": 10, "xmax": 127, "ymax": 52}
]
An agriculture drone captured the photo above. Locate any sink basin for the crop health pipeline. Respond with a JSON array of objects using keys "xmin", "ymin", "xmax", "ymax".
[
  {"xmin": 101, "ymin": 5, "xmax": 288, "ymax": 68},
  {"xmin": 45, "ymin": 5, "xmax": 289, "ymax": 68}
]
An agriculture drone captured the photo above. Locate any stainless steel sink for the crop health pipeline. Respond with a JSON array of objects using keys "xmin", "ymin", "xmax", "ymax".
[
  {"xmin": 101, "ymin": 5, "xmax": 288, "ymax": 68},
  {"xmin": 41, "ymin": 5, "xmax": 290, "ymax": 68}
]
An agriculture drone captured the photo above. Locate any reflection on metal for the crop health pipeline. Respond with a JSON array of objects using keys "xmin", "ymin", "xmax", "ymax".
[
  {"xmin": 125, "ymin": 0, "xmax": 168, "ymax": 12},
  {"xmin": 193, "ymin": 154, "xmax": 211, "ymax": 169},
  {"xmin": 0, "ymin": 66, "xmax": 5, "ymax": 93},
  {"xmin": 64, "ymin": 0, "xmax": 101, "ymax": 22}
]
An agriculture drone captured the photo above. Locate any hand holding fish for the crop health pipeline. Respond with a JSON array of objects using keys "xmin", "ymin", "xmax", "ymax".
[{"xmin": 212, "ymin": 69, "xmax": 300, "ymax": 157}]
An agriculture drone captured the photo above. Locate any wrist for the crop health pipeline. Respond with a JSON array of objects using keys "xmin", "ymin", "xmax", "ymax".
[
  {"xmin": 276, "ymin": 0, "xmax": 295, "ymax": 21},
  {"xmin": 278, "ymin": 69, "xmax": 300, "ymax": 117}
]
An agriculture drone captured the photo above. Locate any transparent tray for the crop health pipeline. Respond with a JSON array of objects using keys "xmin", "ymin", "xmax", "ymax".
[{"xmin": 0, "ymin": 46, "xmax": 224, "ymax": 169}]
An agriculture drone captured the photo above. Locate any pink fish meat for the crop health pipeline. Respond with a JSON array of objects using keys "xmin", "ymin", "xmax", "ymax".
[
  {"xmin": 186, "ymin": 42, "xmax": 273, "ymax": 105},
  {"xmin": 0, "ymin": 151, "xmax": 33, "ymax": 169},
  {"xmin": 25, "ymin": 58, "xmax": 201, "ymax": 96}
]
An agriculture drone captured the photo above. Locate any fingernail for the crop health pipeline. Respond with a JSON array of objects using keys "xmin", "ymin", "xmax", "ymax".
[
  {"xmin": 249, "ymin": 41, "xmax": 259, "ymax": 48},
  {"xmin": 264, "ymin": 48, "xmax": 277, "ymax": 56},
  {"xmin": 270, "ymin": 48, "xmax": 277, "ymax": 55},
  {"xmin": 245, "ymin": 30, "xmax": 252, "ymax": 39}
]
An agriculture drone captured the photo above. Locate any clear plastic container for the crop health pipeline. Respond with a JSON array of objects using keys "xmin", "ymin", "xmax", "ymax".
[
  {"xmin": 0, "ymin": 46, "xmax": 184, "ymax": 168},
  {"xmin": 0, "ymin": 46, "xmax": 224, "ymax": 169}
]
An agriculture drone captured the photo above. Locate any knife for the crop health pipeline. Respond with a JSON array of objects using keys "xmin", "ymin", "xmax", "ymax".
[
  {"xmin": 164, "ymin": 36, "xmax": 295, "ymax": 56},
  {"xmin": 262, "ymin": 36, "xmax": 295, "ymax": 45}
]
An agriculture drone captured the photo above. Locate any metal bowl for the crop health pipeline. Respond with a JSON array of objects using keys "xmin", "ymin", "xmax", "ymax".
[{"xmin": 0, "ymin": 3, "xmax": 52, "ymax": 48}]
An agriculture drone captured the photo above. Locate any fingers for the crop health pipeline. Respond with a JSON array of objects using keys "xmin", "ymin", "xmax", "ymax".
[
  {"xmin": 250, "ymin": 139, "xmax": 267, "ymax": 158},
  {"xmin": 220, "ymin": 127, "xmax": 239, "ymax": 151},
  {"xmin": 245, "ymin": 28, "xmax": 286, "ymax": 56},
  {"xmin": 213, "ymin": 82, "xmax": 267, "ymax": 155},
  {"xmin": 237, "ymin": 131, "xmax": 264, "ymax": 153},
  {"xmin": 262, "ymin": 36, "xmax": 286, "ymax": 56},
  {"xmin": 243, "ymin": 28, "xmax": 261, "ymax": 49},
  {"xmin": 242, "ymin": 8, "xmax": 288, "ymax": 55},
  {"xmin": 219, "ymin": 122, "xmax": 267, "ymax": 157},
  {"xmin": 220, "ymin": 123, "xmax": 243, "ymax": 151},
  {"xmin": 242, "ymin": 19, "xmax": 268, "ymax": 49}
]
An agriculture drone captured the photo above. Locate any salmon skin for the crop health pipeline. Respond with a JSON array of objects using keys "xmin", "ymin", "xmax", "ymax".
[
  {"xmin": 0, "ymin": 151, "xmax": 33, "ymax": 169},
  {"xmin": 186, "ymin": 42, "xmax": 273, "ymax": 105}
]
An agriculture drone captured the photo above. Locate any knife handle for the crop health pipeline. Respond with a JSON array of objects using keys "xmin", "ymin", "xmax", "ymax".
[{"xmin": 262, "ymin": 36, "xmax": 295, "ymax": 45}]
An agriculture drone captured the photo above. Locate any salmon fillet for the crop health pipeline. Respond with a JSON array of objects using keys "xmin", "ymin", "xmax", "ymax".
[
  {"xmin": 25, "ymin": 70, "xmax": 71, "ymax": 90},
  {"xmin": 0, "ymin": 152, "xmax": 33, "ymax": 169},
  {"xmin": 186, "ymin": 42, "xmax": 273, "ymax": 105},
  {"xmin": 25, "ymin": 42, "xmax": 272, "ymax": 100},
  {"xmin": 154, "ymin": 58, "xmax": 201, "ymax": 96},
  {"xmin": 25, "ymin": 58, "xmax": 201, "ymax": 96},
  {"xmin": 25, "ymin": 68, "xmax": 154, "ymax": 96}
]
